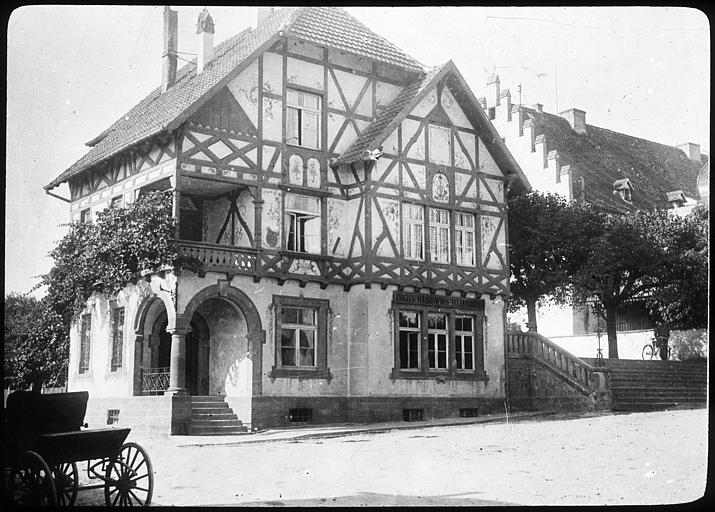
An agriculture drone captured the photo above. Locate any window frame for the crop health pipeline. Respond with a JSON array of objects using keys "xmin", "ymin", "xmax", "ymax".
[
  {"xmin": 80, "ymin": 208, "xmax": 91, "ymax": 224},
  {"xmin": 286, "ymin": 88, "xmax": 322, "ymax": 150},
  {"xmin": 402, "ymin": 202, "xmax": 425, "ymax": 261},
  {"xmin": 428, "ymin": 207, "xmax": 451, "ymax": 264},
  {"xmin": 397, "ymin": 310, "xmax": 421, "ymax": 370},
  {"xmin": 391, "ymin": 301, "xmax": 486, "ymax": 381},
  {"xmin": 270, "ymin": 295, "xmax": 332, "ymax": 380},
  {"xmin": 454, "ymin": 211, "xmax": 476, "ymax": 267},
  {"xmin": 110, "ymin": 306, "xmax": 125, "ymax": 372},
  {"xmin": 283, "ymin": 193, "xmax": 322, "ymax": 255},
  {"xmin": 79, "ymin": 313, "xmax": 92, "ymax": 374}
]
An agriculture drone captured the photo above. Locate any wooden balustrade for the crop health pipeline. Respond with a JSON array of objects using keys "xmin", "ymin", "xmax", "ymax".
[{"xmin": 506, "ymin": 331, "xmax": 594, "ymax": 390}]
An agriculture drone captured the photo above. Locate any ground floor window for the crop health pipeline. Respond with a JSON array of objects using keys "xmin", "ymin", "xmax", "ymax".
[
  {"xmin": 110, "ymin": 307, "xmax": 124, "ymax": 371},
  {"xmin": 392, "ymin": 292, "xmax": 486, "ymax": 380},
  {"xmin": 79, "ymin": 313, "xmax": 92, "ymax": 374},
  {"xmin": 271, "ymin": 295, "xmax": 332, "ymax": 380}
]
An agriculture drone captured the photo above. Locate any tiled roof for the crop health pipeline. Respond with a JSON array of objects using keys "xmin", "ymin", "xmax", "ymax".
[
  {"xmin": 517, "ymin": 106, "xmax": 704, "ymax": 213},
  {"xmin": 46, "ymin": 7, "xmax": 424, "ymax": 190},
  {"xmin": 333, "ymin": 63, "xmax": 448, "ymax": 166}
]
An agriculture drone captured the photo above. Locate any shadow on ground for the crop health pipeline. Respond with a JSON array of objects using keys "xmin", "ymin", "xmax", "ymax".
[{"xmin": 232, "ymin": 491, "xmax": 519, "ymax": 507}]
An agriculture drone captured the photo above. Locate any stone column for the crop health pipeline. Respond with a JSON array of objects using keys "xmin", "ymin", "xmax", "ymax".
[{"xmin": 167, "ymin": 327, "xmax": 188, "ymax": 394}]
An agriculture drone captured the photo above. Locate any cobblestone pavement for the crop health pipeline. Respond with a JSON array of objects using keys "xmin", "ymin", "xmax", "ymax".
[{"xmin": 73, "ymin": 408, "xmax": 707, "ymax": 506}]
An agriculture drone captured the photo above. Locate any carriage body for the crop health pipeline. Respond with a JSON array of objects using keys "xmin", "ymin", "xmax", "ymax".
[{"xmin": 3, "ymin": 391, "xmax": 153, "ymax": 506}]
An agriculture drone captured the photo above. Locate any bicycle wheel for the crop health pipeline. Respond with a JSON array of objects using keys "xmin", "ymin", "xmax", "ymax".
[{"xmin": 642, "ymin": 344, "xmax": 654, "ymax": 360}]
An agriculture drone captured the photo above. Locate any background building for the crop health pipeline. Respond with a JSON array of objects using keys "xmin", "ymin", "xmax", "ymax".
[{"xmin": 479, "ymin": 76, "xmax": 706, "ymax": 359}]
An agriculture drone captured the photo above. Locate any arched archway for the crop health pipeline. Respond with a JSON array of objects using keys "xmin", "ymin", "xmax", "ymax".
[
  {"xmin": 181, "ymin": 285, "xmax": 265, "ymax": 397},
  {"xmin": 133, "ymin": 296, "xmax": 172, "ymax": 396}
]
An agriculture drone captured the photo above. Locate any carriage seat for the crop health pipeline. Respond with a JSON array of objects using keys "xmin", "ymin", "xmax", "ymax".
[{"xmin": 5, "ymin": 391, "xmax": 89, "ymax": 434}]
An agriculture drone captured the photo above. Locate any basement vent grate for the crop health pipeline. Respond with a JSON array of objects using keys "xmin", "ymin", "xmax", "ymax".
[
  {"xmin": 107, "ymin": 409, "xmax": 120, "ymax": 425},
  {"xmin": 288, "ymin": 408, "xmax": 312, "ymax": 423},
  {"xmin": 402, "ymin": 408, "xmax": 424, "ymax": 422},
  {"xmin": 459, "ymin": 408, "xmax": 479, "ymax": 418}
]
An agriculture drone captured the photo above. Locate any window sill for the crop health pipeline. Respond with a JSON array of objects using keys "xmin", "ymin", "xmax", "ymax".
[
  {"xmin": 390, "ymin": 368, "xmax": 488, "ymax": 382},
  {"xmin": 269, "ymin": 367, "xmax": 333, "ymax": 382}
]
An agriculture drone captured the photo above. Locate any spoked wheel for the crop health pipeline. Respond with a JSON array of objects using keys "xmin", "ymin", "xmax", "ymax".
[
  {"xmin": 52, "ymin": 462, "xmax": 79, "ymax": 506},
  {"xmin": 104, "ymin": 442, "xmax": 154, "ymax": 506},
  {"xmin": 642, "ymin": 344, "xmax": 654, "ymax": 360},
  {"xmin": 8, "ymin": 451, "xmax": 57, "ymax": 506}
]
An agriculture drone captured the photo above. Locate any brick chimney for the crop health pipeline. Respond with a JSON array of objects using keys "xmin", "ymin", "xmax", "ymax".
[
  {"xmin": 257, "ymin": 7, "xmax": 275, "ymax": 26},
  {"xmin": 196, "ymin": 8, "xmax": 215, "ymax": 74},
  {"xmin": 161, "ymin": 6, "xmax": 178, "ymax": 93},
  {"xmin": 677, "ymin": 142, "xmax": 701, "ymax": 162},
  {"xmin": 532, "ymin": 103, "xmax": 543, "ymax": 113},
  {"xmin": 559, "ymin": 108, "xmax": 587, "ymax": 135}
]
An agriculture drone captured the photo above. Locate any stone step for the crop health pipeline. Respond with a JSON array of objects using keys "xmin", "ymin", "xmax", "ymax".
[
  {"xmin": 189, "ymin": 425, "xmax": 249, "ymax": 435},
  {"xmin": 191, "ymin": 418, "xmax": 244, "ymax": 428},
  {"xmin": 612, "ymin": 403, "xmax": 706, "ymax": 412},
  {"xmin": 192, "ymin": 412, "xmax": 239, "ymax": 421}
]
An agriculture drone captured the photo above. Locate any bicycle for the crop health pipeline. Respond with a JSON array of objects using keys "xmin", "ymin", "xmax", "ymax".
[{"xmin": 641, "ymin": 336, "xmax": 671, "ymax": 360}]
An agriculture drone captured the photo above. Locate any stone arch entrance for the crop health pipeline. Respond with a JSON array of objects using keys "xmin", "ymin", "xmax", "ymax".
[{"xmin": 181, "ymin": 285, "xmax": 265, "ymax": 398}]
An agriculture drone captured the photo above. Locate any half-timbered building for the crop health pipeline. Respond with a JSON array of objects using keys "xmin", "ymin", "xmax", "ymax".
[{"xmin": 45, "ymin": 7, "xmax": 528, "ymax": 434}]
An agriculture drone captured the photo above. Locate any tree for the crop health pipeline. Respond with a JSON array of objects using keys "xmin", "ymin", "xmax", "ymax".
[
  {"xmin": 507, "ymin": 192, "xmax": 602, "ymax": 331},
  {"xmin": 4, "ymin": 293, "xmax": 69, "ymax": 392},
  {"xmin": 570, "ymin": 209, "xmax": 672, "ymax": 358},
  {"xmin": 38, "ymin": 191, "xmax": 188, "ymax": 325},
  {"xmin": 646, "ymin": 205, "xmax": 709, "ymax": 330}
]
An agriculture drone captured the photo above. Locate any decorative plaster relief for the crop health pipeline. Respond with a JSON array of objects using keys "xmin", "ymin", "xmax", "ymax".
[
  {"xmin": 432, "ymin": 173, "xmax": 450, "ymax": 203},
  {"xmin": 327, "ymin": 198, "xmax": 346, "ymax": 257},
  {"xmin": 479, "ymin": 138, "xmax": 502, "ymax": 176},
  {"xmin": 262, "ymin": 52, "xmax": 283, "ymax": 93},
  {"xmin": 442, "ymin": 86, "xmax": 472, "ymax": 130},
  {"xmin": 375, "ymin": 198, "xmax": 400, "ymax": 258},
  {"xmin": 288, "ymin": 155, "xmax": 304, "ymax": 186},
  {"xmin": 262, "ymin": 97, "xmax": 282, "ymax": 142},
  {"xmin": 262, "ymin": 188, "xmax": 282, "ymax": 248},
  {"xmin": 306, "ymin": 158, "xmax": 321, "ymax": 188},
  {"xmin": 288, "ymin": 259, "xmax": 320, "ymax": 275}
]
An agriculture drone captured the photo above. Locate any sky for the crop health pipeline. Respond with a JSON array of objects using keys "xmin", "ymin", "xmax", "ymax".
[{"xmin": 5, "ymin": 5, "xmax": 710, "ymax": 297}]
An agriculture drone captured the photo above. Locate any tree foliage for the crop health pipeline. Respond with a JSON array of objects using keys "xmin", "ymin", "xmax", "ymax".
[
  {"xmin": 37, "ymin": 191, "xmax": 183, "ymax": 325},
  {"xmin": 4, "ymin": 293, "xmax": 69, "ymax": 391},
  {"xmin": 508, "ymin": 190, "xmax": 708, "ymax": 359},
  {"xmin": 646, "ymin": 205, "xmax": 709, "ymax": 330},
  {"xmin": 507, "ymin": 192, "xmax": 603, "ymax": 330}
]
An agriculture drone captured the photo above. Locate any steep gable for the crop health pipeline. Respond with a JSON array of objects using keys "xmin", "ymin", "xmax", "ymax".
[{"xmin": 46, "ymin": 7, "xmax": 424, "ymax": 191}]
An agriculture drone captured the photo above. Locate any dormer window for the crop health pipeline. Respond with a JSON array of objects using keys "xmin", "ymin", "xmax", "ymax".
[
  {"xmin": 613, "ymin": 178, "xmax": 634, "ymax": 202},
  {"xmin": 665, "ymin": 190, "xmax": 686, "ymax": 208}
]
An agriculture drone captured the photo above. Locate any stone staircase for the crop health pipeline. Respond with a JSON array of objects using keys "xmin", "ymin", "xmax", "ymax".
[
  {"xmin": 189, "ymin": 396, "xmax": 248, "ymax": 435},
  {"xmin": 583, "ymin": 358, "xmax": 708, "ymax": 412}
]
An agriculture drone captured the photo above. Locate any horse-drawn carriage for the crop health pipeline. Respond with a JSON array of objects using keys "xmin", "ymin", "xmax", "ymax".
[{"xmin": 3, "ymin": 391, "xmax": 154, "ymax": 506}]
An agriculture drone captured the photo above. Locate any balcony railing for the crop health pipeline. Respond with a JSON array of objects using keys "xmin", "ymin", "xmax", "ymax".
[
  {"xmin": 175, "ymin": 240, "xmax": 508, "ymax": 295},
  {"xmin": 179, "ymin": 241, "xmax": 257, "ymax": 273},
  {"xmin": 140, "ymin": 367, "xmax": 170, "ymax": 395}
]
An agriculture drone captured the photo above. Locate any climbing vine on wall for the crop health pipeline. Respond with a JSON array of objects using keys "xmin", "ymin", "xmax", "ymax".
[{"xmin": 37, "ymin": 191, "xmax": 199, "ymax": 325}]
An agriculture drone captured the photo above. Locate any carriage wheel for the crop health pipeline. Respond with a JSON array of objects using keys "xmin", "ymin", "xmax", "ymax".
[
  {"xmin": 8, "ymin": 451, "xmax": 57, "ymax": 506},
  {"xmin": 104, "ymin": 442, "xmax": 154, "ymax": 506},
  {"xmin": 52, "ymin": 462, "xmax": 79, "ymax": 506}
]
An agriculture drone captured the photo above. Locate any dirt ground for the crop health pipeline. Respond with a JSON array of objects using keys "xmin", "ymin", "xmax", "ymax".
[{"xmin": 74, "ymin": 408, "xmax": 708, "ymax": 506}]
